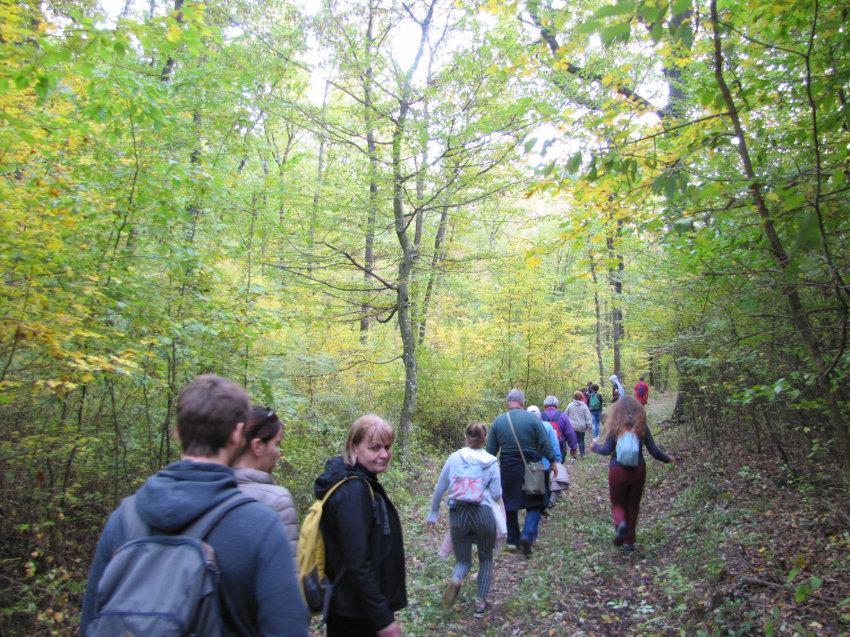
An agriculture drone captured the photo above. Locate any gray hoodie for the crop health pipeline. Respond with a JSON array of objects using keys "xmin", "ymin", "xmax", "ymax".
[
  {"xmin": 426, "ymin": 447, "xmax": 502, "ymax": 523},
  {"xmin": 566, "ymin": 399, "xmax": 593, "ymax": 432}
]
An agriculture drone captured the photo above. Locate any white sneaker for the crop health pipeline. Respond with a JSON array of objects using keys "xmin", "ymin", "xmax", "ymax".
[{"xmin": 593, "ymin": 437, "xmax": 598, "ymax": 443}]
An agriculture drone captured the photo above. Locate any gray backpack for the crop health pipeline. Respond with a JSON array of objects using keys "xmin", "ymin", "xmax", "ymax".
[
  {"xmin": 89, "ymin": 492, "xmax": 253, "ymax": 637},
  {"xmin": 616, "ymin": 429, "xmax": 641, "ymax": 467}
]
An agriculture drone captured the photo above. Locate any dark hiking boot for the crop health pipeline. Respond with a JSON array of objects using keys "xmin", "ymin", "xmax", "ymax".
[
  {"xmin": 613, "ymin": 521, "xmax": 627, "ymax": 547},
  {"xmin": 520, "ymin": 538, "xmax": 533, "ymax": 557}
]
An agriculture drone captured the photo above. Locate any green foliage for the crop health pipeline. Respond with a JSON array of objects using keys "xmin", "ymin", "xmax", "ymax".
[{"xmin": 2, "ymin": 0, "xmax": 850, "ymax": 632}]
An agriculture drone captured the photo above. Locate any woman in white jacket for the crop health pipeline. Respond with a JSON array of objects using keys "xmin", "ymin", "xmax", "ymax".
[
  {"xmin": 232, "ymin": 407, "xmax": 299, "ymax": 559},
  {"xmin": 565, "ymin": 391, "xmax": 593, "ymax": 457},
  {"xmin": 426, "ymin": 423, "xmax": 501, "ymax": 614}
]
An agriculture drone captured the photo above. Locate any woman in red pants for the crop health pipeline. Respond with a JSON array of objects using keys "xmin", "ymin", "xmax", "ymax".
[{"xmin": 590, "ymin": 396, "xmax": 676, "ymax": 554}]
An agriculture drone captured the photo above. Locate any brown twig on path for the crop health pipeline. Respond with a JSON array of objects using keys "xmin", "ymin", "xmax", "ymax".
[{"xmin": 731, "ymin": 572, "xmax": 842, "ymax": 605}]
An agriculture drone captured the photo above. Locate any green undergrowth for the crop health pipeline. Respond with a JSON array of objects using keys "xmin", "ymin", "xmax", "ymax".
[{"xmin": 365, "ymin": 392, "xmax": 850, "ymax": 637}]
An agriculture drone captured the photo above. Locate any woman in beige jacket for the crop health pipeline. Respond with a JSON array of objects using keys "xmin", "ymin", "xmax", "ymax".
[
  {"xmin": 232, "ymin": 406, "xmax": 299, "ymax": 558},
  {"xmin": 565, "ymin": 391, "xmax": 593, "ymax": 457}
]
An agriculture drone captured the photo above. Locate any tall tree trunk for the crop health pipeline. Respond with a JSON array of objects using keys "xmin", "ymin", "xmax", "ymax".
[
  {"xmin": 361, "ymin": 0, "xmax": 378, "ymax": 344},
  {"xmin": 710, "ymin": 0, "xmax": 850, "ymax": 475},
  {"xmin": 309, "ymin": 78, "xmax": 331, "ymax": 276},
  {"xmin": 391, "ymin": 1, "xmax": 434, "ymax": 458},
  {"xmin": 159, "ymin": 0, "xmax": 184, "ymax": 82},
  {"xmin": 607, "ymin": 225, "xmax": 624, "ymax": 376},
  {"xmin": 648, "ymin": 351, "xmax": 655, "ymax": 388},
  {"xmin": 417, "ymin": 205, "xmax": 450, "ymax": 346},
  {"xmin": 588, "ymin": 246, "xmax": 604, "ymax": 385}
]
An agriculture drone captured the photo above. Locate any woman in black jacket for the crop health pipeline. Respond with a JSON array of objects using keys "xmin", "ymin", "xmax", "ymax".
[{"xmin": 314, "ymin": 415, "xmax": 407, "ymax": 637}]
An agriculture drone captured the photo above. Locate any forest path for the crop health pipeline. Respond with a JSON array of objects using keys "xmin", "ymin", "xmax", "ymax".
[
  {"xmin": 398, "ymin": 392, "xmax": 692, "ymax": 636},
  {"xmin": 464, "ymin": 392, "xmax": 681, "ymax": 636},
  {"xmin": 315, "ymin": 391, "xmax": 850, "ymax": 636}
]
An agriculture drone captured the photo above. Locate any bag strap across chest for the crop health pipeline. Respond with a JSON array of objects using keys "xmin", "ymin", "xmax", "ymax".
[{"xmin": 506, "ymin": 411, "xmax": 530, "ymax": 468}]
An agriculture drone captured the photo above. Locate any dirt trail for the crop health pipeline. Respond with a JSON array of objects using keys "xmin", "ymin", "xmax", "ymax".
[
  {"xmin": 405, "ymin": 393, "xmax": 684, "ymax": 636},
  {"xmin": 314, "ymin": 391, "xmax": 850, "ymax": 636}
]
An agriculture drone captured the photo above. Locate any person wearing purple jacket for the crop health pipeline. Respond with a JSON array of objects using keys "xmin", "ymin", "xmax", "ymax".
[{"xmin": 541, "ymin": 396, "xmax": 578, "ymax": 460}]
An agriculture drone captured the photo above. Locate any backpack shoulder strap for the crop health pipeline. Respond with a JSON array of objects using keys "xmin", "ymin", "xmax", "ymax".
[
  {"xmin": 183, "ymin": 492, "xmax": 256, "ymax": 540},
  {"xmin": 319, "ymin": 477, "xmax": 375, "ymax": 512},
  {"xmin": 120, "ymin": 495, "xmax": 150, "ymax": 542}
]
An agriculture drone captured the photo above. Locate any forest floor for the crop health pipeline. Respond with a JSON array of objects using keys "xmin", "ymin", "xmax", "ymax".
[{"xmin": 358, "ymin": 393, "xmax": 850, "ymax": 637}]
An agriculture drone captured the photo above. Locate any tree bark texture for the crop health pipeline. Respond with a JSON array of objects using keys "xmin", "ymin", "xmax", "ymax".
[{"xmin": 710, "ymin": 0, "xmax": 850, "ymax": 475}]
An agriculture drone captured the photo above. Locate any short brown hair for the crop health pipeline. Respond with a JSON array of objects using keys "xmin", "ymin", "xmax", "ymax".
[
  {"xmin": 465, "ymin": 422, "xmax": 487, "ymax": 449},
  {"xmin": 177, "ymin": 375, "xmax": 251, "ymax": 457},
  {"xmin": 574, "ymin": 391, "xmax": 584, "ymax": 401},
  {"xmin": 343, "ymin": 414, "xmax": 394, "ymax": 466}
]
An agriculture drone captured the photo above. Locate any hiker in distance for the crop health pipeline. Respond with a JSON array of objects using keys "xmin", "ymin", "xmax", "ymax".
[
  {"xmin": 586, "ymin": 384, "xmax": 605, "ymax": 443},
  {"xmin": 634, "ymin": 376, "xmax": 650, "ymax": 405},
  {"xmin": 591, "ymin": 396, "xmax": 677, "ymax": 555},
  {"xmin": 426, "ymin": 422, "xmax": 502, "ymax": 614},
  {"xmin": 486, "ymin": 388, "xmax": 557, "ymax": 557},
  {"xmin": 565, "ymin": 391, "xmax": 593, "ymax": 457},
  {"xmin": 80, "ymin": 374, "xmax": 309, "ymax": 637},
  {"xmin": 313, "ymin": 415, "xmax": 406, "ymax": 637}
]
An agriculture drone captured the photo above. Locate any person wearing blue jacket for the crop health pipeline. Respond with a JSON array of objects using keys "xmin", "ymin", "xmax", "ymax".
[{"xmin": 80, "ymin": 375, "xmax": 309, "ymax": 637}]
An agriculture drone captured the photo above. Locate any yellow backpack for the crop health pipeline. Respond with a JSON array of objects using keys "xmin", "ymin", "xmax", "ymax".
[{"xmin": 296, "ymin": 477, "xmax": 373, "ymax": 617}]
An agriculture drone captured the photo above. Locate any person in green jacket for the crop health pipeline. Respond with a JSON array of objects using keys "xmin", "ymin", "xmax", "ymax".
[{"xmin": 486, "ymin": 388, "xmax": 556, "ymax": 557}]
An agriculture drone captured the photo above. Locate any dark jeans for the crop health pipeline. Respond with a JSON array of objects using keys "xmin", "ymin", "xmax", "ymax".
[
  {"xmin": 575, "ymin": 431, "xmax": 586, "ymax": 456},
  {"xmin": 506, "ymin": 507, "xmax": 544, "ymax": 547},
  {"xmin": 327, "ymin": 614, "xmax": 380, "ymax": 636},
  {"xmin": 608, "ymin": 464, "xmax": 646, "ymax": 546}
]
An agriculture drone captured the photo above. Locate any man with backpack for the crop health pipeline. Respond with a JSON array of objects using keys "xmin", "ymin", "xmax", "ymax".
[
  {"xmin": 587, "ymin": 384, "xmax": 604, "ymax": 442},
  {"xmin": 80, "ymin": 374, "xmax": 309, "ymax": 637},
  {"xmin": 634, "ymin": 376, "xmax": 650, "ymax": 406},
  {"xmin": 541, "ymin": 396, "xmax": 578, "ymax": 461}
]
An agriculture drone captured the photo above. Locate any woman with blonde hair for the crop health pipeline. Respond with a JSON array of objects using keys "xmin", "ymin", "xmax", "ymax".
[
  {"xmin": 591, "ymin": 396, "xmax": 676, "ymax": 555},
  {"xmin": 426, "ymin": 423, "xmax": 501, "ymax": 614},
  {"xmin": 313, "ymin": 415, "xmax": 407, "ymax": 637}
]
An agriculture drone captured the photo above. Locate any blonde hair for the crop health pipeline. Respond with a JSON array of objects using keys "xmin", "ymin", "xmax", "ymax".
[
  {"xmin": 343, "ymin": 414, "xmax": 395, "ymax": 466},
  {"xmin": 607, "ymin": 396, "xmax": 648, "ymax": 442},
  {"xmin": 465, "ymin": 422, "xmax": 487, "ymax": 449}
]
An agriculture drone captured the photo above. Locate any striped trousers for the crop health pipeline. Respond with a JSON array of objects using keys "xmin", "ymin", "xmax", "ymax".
[{"xmin": 449, "ymin": 503, "xmax": 496, "ymax": 602}]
